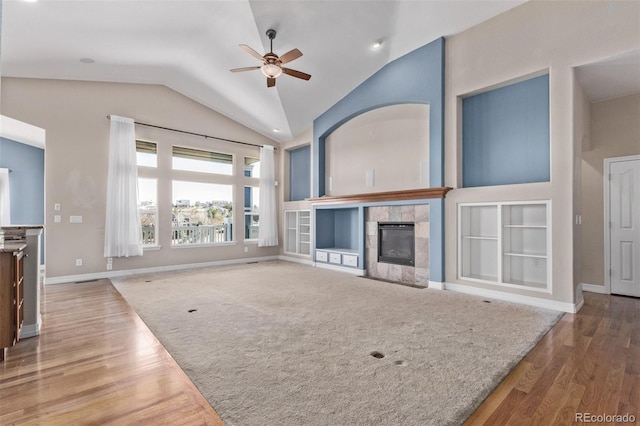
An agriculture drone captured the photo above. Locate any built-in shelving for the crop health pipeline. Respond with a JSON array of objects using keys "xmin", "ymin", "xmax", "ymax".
[
  {"xmin": 459, "ymin": 201, "xmax": 550, "ymax": 291},
  {"xmin": 284, "ymin": 210, "xmax": 311, "ymax": 256}
]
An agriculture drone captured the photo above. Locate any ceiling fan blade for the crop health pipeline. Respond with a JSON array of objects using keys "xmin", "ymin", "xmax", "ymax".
[
  {"xmin": 239, "ymin": 44, "xmax": 265, "ymax": 62},
  {"xmin": 230, "ymin": 66, "xmax": 261, "ymax": 72},
  {"xmin": 267, "ymin": 77, "xmax": 276, "ymax": 88},
  {"xmin": 282, "ymin": 68, "xmax": 311, "ymax": 81},
  {"xmin": 279, "ymin": 48, "xmax": 303, "ymax": 64}
]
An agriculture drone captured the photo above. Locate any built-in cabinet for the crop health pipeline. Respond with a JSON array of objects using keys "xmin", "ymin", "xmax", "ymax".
[
  {"xmin": 1, "ymin": 245, "xmax": 25, "ymax": 361},
  {"xmin": 314, "ymin": 206, "xmax": 363, "ymax": 270},
  {"xmin": 284, "ymin": 210, "xmax": 311, "ymax": 256},
  {"xmin": 459, "ymin": 201, "xmax": 550, "ymax": 291}
]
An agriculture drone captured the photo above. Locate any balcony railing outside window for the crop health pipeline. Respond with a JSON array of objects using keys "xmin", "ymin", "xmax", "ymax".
[{"xmin": 141, "ymin": 224, "xmax": 232, "ymax": 246}]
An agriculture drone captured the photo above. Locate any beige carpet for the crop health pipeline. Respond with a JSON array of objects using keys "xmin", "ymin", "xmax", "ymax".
[{"xmin": 113, "ymin": 261, "xmax": 562, "ymax": 426}]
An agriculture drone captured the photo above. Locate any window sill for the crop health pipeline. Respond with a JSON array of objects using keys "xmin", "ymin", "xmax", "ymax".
[{"xmin": 143, "ymin": 245, "xmax": 162, "ymax": 251}]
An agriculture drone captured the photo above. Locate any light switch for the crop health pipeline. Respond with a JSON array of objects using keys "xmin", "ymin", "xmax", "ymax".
[{"xmin": 54, "ymin": 215, "xmax": 61, "ymax": 223}]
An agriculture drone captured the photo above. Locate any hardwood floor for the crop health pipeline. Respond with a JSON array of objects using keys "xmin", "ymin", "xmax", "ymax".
[
  {"xmin": 0, "ymin": 280, "xmax": 637, "ymax": 425},
  {"xmin": 0, "ymin": 280, "xmax": 224, "ymax": 425},
  {"xmin": 465, "ymin": 292, "xmax": 640, "ymax": 425}
]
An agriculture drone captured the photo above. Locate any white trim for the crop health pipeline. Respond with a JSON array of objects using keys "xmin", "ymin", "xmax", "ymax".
[
  {"xmin": 457, "ymin": 200, "xmax": 552, "ymax": 293},
  {"xmin": 278, "ymin": 255, "xmax": 314, "ymax": 266},
  {"xmin": 581, "ymin": 282, "xmax": 608, "ymax": 294},
  {"xmin": 25, "ymin": 228, "xmax": 44, "ymax": 237},
  {"xmin": 428, "ymin": 280, "xmax": 445, "ymax": 290},
  {"xmin": 444, "ymin": 281, "xmax": 579, "ymax": 313},
  {"xmin": 0, "ymin": 115, "xmax": 46, "ymax": 149},
  {"xmin": 314, "ymin": 262, "xmax": 365, "ymax": 276},
  {"xmin": 19, "ymin": 322, "xmax": 40, "ymax": 338},
  {"xmin": 44, "ymin": 255, "xmax": 280, "ymax": 285},
  {"xmin": 603, "ymin": 154, "xmax": 640, "ymax": 296}
]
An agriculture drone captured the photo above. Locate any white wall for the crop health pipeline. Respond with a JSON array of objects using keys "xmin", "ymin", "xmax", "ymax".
[{"xmin": 444, "ymin": 0, "xmax": 640, "ymax": 305}]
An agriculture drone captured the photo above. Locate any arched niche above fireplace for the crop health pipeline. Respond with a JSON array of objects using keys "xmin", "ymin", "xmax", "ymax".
[{"xmin": 324, "ymin": 103, "xmax": 429, "ymax": 197}]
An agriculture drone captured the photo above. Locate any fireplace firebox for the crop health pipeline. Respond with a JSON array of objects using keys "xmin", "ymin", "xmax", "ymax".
[{"xmin": 378, "ymin": 222, "xmax": 415, "ymax": 266}]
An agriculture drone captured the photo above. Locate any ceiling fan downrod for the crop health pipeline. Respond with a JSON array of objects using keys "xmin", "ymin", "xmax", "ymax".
[{"xmin": 266, "ymin": 29, "xmax": 277, "ymax": 54}]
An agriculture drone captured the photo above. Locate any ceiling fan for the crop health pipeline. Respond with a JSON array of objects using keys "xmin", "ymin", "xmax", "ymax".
[{"xmin": 230, "ymin": 29, "xmax": 311, "ymax": 88}]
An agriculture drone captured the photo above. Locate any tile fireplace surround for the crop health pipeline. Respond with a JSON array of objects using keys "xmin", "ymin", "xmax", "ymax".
[{"xmin": 365, "ymin": 204, "xmax": 430, "ymax": 287}]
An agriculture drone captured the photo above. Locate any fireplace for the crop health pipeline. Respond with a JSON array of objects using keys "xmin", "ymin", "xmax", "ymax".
[{"xmin": 378, "ymin": 222, "xmax": 415, "ymax": 266}]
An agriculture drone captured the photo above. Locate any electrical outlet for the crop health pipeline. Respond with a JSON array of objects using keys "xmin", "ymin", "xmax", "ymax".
[
  {"xmin": 76, "ymin": 259, "xmax": 83, "ymax": 267},
  {"xmin": 54, "ymin": 203, "xmax": 61, "ymax": 211},
  {"xmin": 54, "ymin": 215, "xmax": 61, "ymax": 223},
  {"xmin": 107, "ymin": 257, "xmax": 113, "ymax": 264},
  {"xmin": 70, "ymin": 215, "xmax": 83, "ymax": 223},
  {"xmin": 244, "ymin": 247, "xmax": 249, "ymax": 253}
]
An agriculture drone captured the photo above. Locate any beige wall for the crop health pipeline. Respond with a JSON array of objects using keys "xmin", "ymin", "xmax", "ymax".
[
  {"xmin": 1, "ymin": 78, "xmax": 280, "ymax": 280},
  {"xmin": 581, "ymin": 93, "xmax": 640, "ymax": 287},
  {"xmin": 573, "ymin": 76, "xmax": 590, "ymax": 304},
  {"xmin": 324, "ymin": 104, "xmax": 429, "ymax": 196},
  {"xmin": 444, "ymin": 0, "xmax": 640, "ymax": 306}
]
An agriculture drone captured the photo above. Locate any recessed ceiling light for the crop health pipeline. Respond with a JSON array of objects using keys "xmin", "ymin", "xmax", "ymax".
[
  {"xmin": 80, "ymin": 58, "xmax": 95, "ymax": 64},
  {"xmin": 371, "ymin": 40, "xmax": 383, "ymax": 50}
]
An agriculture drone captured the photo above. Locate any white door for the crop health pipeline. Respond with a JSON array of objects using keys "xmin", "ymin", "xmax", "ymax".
[{"xmin": 609, "ymin": 157, "xmax": 640, "ymax": 297}]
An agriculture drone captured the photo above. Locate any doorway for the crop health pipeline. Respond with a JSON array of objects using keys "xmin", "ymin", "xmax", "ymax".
[{"xmin": 605, "ymin": 155, "xmax": 640, "ymax": 297}]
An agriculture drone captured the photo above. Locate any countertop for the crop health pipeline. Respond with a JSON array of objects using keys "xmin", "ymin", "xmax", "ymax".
[{"xmin": 0, "ymin": 243, "xmax": 28, "ymax": 253}]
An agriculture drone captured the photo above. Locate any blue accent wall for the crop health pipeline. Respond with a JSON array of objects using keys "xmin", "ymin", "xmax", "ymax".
[
  {"xmin": 0, "ymin": 137, "xmax": 45, "ymax": 226},
  {"xmin": 289, "ymin": 145, "xmax": 311, "ymax": 201},
  {"xmin": 311, "ymin": 38, "xmax": 446, "ymax": 282},
  {"xmin": 462, "ymin": 74, "xmax": 550, "ymax": 187},
  {"xmin": 313, "ymin": 37, "xmax": 445, "ymax": 197}
]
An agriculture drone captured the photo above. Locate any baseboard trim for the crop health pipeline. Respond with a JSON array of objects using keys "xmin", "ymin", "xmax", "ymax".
[
  {"xmin": 428, "ymin": 281, "xmax": 445, "ymax": 290},
  {"xmin": 20, "ymin": 322, "xmax": 40, "ymax": 339},
  {"xmin": 444, "ymin": 282, "xmax": 580, "ymax": 313},
  {"xmin": 44, "ymin": 256, "xmax": 281, "ymax": 285},
  {"xmin": 278, "ymin": 255, "xmax": 314, "ymax": 266},
  {"xmin": 581, "ymin": 283, "xmax": 608, "ymax": 294},
  {"xmin": 314, "ymin": 262, "xmax": 365, "ymax": 276}
]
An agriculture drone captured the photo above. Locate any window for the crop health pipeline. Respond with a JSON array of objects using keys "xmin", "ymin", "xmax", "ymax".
[
  {"xmin": 244, "ymin": 186, "xmax": 259, "ymax": 240},
  {"xmin": 244, "ymin": 157, "xmax": 260, "ymax": 177},
  {"xmin": 136, "ymin": 140, "xmax": 157, "ymax": 167},
  {"xmin": 137, "ymin": 141, "xmax": 158, "ymax": 245},
  {"xmin": 172, "ymin": 146, "xmax": 233, "ymax": 175},
  {"xmin": 138, "ymin": 178, "xmax": 157, "ymax": 245},
  {"xmin": 172, "ymin": 181, "xmax": 233, "ymax": 245}
]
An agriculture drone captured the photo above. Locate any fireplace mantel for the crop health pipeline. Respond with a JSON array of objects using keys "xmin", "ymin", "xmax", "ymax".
[{"xmin": 308, "ymin": 187, "xmax": 452, "ymax": 205}]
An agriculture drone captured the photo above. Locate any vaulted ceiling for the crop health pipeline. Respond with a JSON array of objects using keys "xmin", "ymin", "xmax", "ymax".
[{"xmin": 2, "ymin": 0, "xmax": 536, "ymax": 143}]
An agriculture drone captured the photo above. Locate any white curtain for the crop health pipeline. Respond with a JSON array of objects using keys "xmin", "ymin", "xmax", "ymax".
[
  {"xmin": 104, "ymin": 115, "xmax": 143, "ymax": 257},
  {"xmin": 0, "ymin": 168, "xmax": 10, "ymax": 226},
  {"xmin": 258, "ymin": 145, "xmax": 278, "ymax": 247}
]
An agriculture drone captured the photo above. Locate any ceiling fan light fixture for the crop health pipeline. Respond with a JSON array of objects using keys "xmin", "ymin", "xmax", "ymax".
[{"xmin": 261, "ymin": 63, "xmax": 282, "ymax": 78}]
